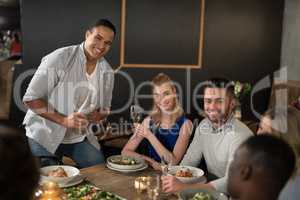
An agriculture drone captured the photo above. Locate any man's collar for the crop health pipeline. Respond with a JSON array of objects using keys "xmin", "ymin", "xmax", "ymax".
[{"xmin": 201, "ymin": 114, "xmax": 235, "ymax": 134}]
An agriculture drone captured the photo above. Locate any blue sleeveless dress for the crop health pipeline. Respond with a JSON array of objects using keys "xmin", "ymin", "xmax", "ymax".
[{"xmin": 141, "ymin": 115, "xmax": 188, "ymax": 162}]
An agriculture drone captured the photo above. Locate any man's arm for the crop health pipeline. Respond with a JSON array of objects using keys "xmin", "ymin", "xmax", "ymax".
[
  {"xmin": 23, "ymin": 50, "xmax": 88, "ymax": 129},
  {"xmin": 24, "ymin": 99, "xmax": 88, "ymax": 129},
  {"xmin": 180, "ymin": 126, "xmax": 203, "ymax": 167}
]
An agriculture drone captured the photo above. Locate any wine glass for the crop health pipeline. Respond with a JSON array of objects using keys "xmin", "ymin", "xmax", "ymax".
[{"xmin": 130, "ymin": 105, "xmax": 144, "ymax": 123}]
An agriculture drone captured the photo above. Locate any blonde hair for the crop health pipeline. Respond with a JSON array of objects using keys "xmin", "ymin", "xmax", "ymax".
[
  {"xmin": 264, "ymin": 106, "xmax": 300, "ymax": 172},
  {"xmin": 150, "ymin": 73, "xmax": 183, "ymax": 124}
]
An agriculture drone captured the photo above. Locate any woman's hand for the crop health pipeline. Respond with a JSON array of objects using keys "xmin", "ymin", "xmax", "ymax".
[
  {"xmin": 134, "ymin": 123, "xmax": 153, "ymax": 140},
  {"xmin": 143, "ymin": 157, "xmax": 162, "ymax": 171},
  {"xmin": 161, "ymin": 175, "xmax": 186, "ymax": 193}
]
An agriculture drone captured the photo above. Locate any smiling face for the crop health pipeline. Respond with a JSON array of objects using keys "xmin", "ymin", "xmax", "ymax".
[
  {"xmin": 84, "ymin": 25, "xmax": 114, "ymax": 62},
  {"xmin": 153, "ymin": 83, "xmax": 177, "ymax": 113},
  {"xmin": 203, "ymin": 87, "xmax": 235, "ymax": 124}
]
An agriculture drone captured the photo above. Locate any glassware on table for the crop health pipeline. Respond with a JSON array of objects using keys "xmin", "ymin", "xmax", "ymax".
[
  {"xmin": 146, "ymin": 175, "xmax": 160, "ymax": 200},
  {"xmin": 160, "ymin": 156, "xmax": 172, "ymax": 175},
  {"xmin": 34, "ymin": 181, "xmax": 67, "ymax": 200},
  {"xmin": 217, "ymin": 192, "xmax": 229, "ymax": 200},
  {"xmin": 134, "ymin": 176, "xmax": 152, "ymax": 194}
]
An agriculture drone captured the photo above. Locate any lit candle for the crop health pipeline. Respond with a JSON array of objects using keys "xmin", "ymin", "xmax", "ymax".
[{"xmin": 134, "ymin": 176, "xmax": 151, "ymax": 193}]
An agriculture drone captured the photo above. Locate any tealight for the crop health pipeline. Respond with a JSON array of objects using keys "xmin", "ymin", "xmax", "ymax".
[{"xmin": 134, "ymin": 176, "xmax": 152, "ymax": 193}]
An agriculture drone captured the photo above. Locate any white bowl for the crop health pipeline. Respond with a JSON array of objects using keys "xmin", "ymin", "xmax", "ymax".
[
  {"xmin": 107, "ymin": 155, "xmax": 145, "ymax": 170},
  {"xmin": 40, "ymin": 165, "xmax": 80, "ymax": 187},
  {"xmin": 179, "ymin": 188, "xmax": 228, "ymax": 200},
  {"xmin": 167, "ymin": 165, "xmax": 205, "ymax": 183}
]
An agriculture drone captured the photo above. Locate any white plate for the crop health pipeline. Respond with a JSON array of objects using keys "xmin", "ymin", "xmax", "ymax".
[
  {"xmin": 40, "ymin": 174, "xmax": 84, "ymax": 188},
  {"xmin": 107, "ymin": 155, "xmax": 145, "ymax": 170},
  {"xmin": 40, "ymin": 165, "xmax": 81, "ymax": 187},
  {"xmin": 106, "ymin": 163, "xmax": 148, "ymax": 173},
  {"xmin": 168, "ymin": 165, "xmax": 205, "ymax": 183}
]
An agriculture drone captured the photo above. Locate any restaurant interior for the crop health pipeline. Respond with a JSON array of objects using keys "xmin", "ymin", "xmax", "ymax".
[{"xmin": 0, "ymin": 0, "xmax": 300, "ymax": 199}]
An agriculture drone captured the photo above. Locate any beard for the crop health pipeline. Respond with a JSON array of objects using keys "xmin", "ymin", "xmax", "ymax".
[{"xmin": 205, "ymin": 108, "xmax": 232, "ymax": 125}]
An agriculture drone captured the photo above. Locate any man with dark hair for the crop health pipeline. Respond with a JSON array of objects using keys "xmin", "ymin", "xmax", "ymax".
[
  {"xmin": 23, "ymin": 18, "xmax": 116, "ymax": 168},
  {"xmin": 0, "ymin": 126, "xmax": 39, "ymax": 200},
  {"xmin": 228, "ymin": 134, "xmax": 296, "ymax": 200},
  {"xmin": 88, "ymin": 19, "xmax": 116, "ymax": 35},
  {"xmin": 162, "ymin": 77, "xmax": 253, "ymax": 193}
]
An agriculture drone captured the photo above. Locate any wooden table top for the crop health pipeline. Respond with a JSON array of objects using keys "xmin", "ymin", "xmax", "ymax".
[{"xmin": 80, "ymin": 164, "xmax": 179, "ymax": 200}]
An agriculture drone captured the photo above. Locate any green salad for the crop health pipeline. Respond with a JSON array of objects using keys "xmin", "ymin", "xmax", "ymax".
[
  {"xmin": 189, "ymin": 192, "xmax": 214, "ymax": 200},
  {"xmin": 110, "ymin": 156, "xmax": 139, "ymax": 165},
  {"xmin": 63, "ymin": 183, "xmax": 124, "ymax": 200}
]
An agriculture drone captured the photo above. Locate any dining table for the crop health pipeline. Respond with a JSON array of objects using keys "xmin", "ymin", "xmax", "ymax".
[{"xmin": 80, "ymin": 164, "xmax": 179, "ymax": 200}]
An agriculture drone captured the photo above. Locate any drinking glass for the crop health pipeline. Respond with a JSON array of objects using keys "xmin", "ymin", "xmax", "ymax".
[{"xmin": 147, "ymin": 175, "xmax": 160, "ymax": 200}]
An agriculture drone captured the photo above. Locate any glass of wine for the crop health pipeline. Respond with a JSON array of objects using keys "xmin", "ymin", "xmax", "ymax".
[{"xmin": 130, "ymin": 105, "xmax": 144, "ymax": 123}]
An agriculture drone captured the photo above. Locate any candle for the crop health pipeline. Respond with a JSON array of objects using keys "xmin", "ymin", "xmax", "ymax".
[{"xmin": 134, "ymin": 176, "xmax": 151, "ymax": 193}]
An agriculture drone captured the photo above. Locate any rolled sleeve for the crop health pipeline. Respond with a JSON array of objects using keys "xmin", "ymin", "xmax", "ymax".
[{"xmin": 23, "ymin": 53, "xmax": 62, "ymax": 102}]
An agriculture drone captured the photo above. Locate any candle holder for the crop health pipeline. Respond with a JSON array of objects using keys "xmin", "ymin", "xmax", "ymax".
[{"xmin": 134, "ymin": 176, "xmax": 152, "ymax": 194}]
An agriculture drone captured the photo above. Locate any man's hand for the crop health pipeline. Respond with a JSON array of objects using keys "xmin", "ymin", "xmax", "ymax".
[
  {"xmin": 161, "ymin": 175, "xmax": 186, "ymax": 193},
  {"xmin": 62, "ymin": 112, "xmax": 88, "ymax": 129},
  {"xmin": 87, "ymin": 109, "xmax": 110, "ymax": 123}
]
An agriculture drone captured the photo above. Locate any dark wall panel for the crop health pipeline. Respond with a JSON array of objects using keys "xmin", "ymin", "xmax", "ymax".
[
  {"xmin": 20, "ymin": 0, "xmax": 284, "ymax": 123},
  {"xmin": 21, "ymin": 0, "xmax": 121, "ymax": 68}
]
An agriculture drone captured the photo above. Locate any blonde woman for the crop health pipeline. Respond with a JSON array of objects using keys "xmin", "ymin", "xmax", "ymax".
[
  {"xmin": 122, "ymin": 73, "xmax": 193, "ymax": 170},
  {"xmin": 257, "ymin": 106, "xmax": 300, "ymax": 200}
]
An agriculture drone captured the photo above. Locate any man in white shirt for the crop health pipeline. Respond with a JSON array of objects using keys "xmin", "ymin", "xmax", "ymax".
[
  {"xmin": 162, "ymin": 78, "xmax": 253, "ymax": 193},
  {"xmin": 23, "ymin": 19, "xmax": 115, "ymax": 168}
]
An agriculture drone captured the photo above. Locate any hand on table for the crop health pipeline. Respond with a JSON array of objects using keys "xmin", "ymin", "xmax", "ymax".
[
  {"xmin": 161, "ymin": 175, "xmax": 186, "ymax": 193},
  {"xmin": 143, "ymin": 157, "xmax": 162, "ymax": 171}
]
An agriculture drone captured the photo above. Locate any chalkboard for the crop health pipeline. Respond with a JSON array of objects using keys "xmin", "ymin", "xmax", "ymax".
[{"xmin": 120, "ymin": 0, "xmax": 205, "ymax": 68}]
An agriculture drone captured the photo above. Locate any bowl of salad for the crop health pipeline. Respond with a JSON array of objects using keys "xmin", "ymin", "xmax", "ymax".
[{"xmin": 179, "ymin": 188, "xmax": 228, "ymax": 200}]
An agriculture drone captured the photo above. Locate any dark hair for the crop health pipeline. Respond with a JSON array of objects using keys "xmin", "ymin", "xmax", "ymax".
[
  {"xmin": 242, "ymin": 134, "xmax": 296, "ymax": 192},
  {"xmin": 203, "ymin": 77, "xmax": 235, "ymax": 97},
  {"xmin": 88, "ymin": 18, "xmax": 116, "ymax": 36},
  {"xmin": 0, "ymin": 127, "xmax": 39, "ymax": 200},
  {"xmin": 13, "ymin": 33, "xmax": 20, "ymax": 43}
]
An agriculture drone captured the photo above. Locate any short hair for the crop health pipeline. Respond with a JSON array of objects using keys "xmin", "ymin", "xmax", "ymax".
[
  {"xmin": 88, "ymin": 18, "xmax": 116, "ymax": 36},
  {"xmin": 203, "ymin": 77, "xmax": 235, "ymax": 97},
  {"xmin": 263, "ymin": 106, "xmax": 300, "ymax": 160},
  {"xmin": 0, "ymin": 127, "xmax": 39, "ymax": 200},
  {"xmin": 241, "ymin": 134, "xmax": 296, "ymax": 191}
]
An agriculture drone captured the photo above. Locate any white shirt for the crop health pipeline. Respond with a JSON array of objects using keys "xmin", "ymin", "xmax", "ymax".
[
  {"xmin": 181, "ymin": 116, "xmax": 253, "ymax": 193},
  {"xmin": 23, "ymin": 43, "xmax": 114, "ymax": 153},
  {"xmin": 62, "ymin": 64, "xmax": 99, "ymax": 144}
]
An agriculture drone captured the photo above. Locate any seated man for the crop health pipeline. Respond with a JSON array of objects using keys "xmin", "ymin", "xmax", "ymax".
[
  {"xmin": 228, "ymin": 134, "xmax": 296, "ymax": 200},
  {"xmin": 162, "ymin": 78, "xmax": 253, "ymax": 193},
  {"xmin": 0, "ymin": 125, "xmax": 39, "ymax": 200}
]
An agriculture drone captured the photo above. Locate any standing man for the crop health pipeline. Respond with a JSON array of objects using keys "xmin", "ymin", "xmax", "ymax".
[
  {"xmin": 23, "ymin": 19, "xmax": 115, "ymax": 168},
  {"xmin": 162, "ymin": 78, "xmax": 253, "ymax": 193}
]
